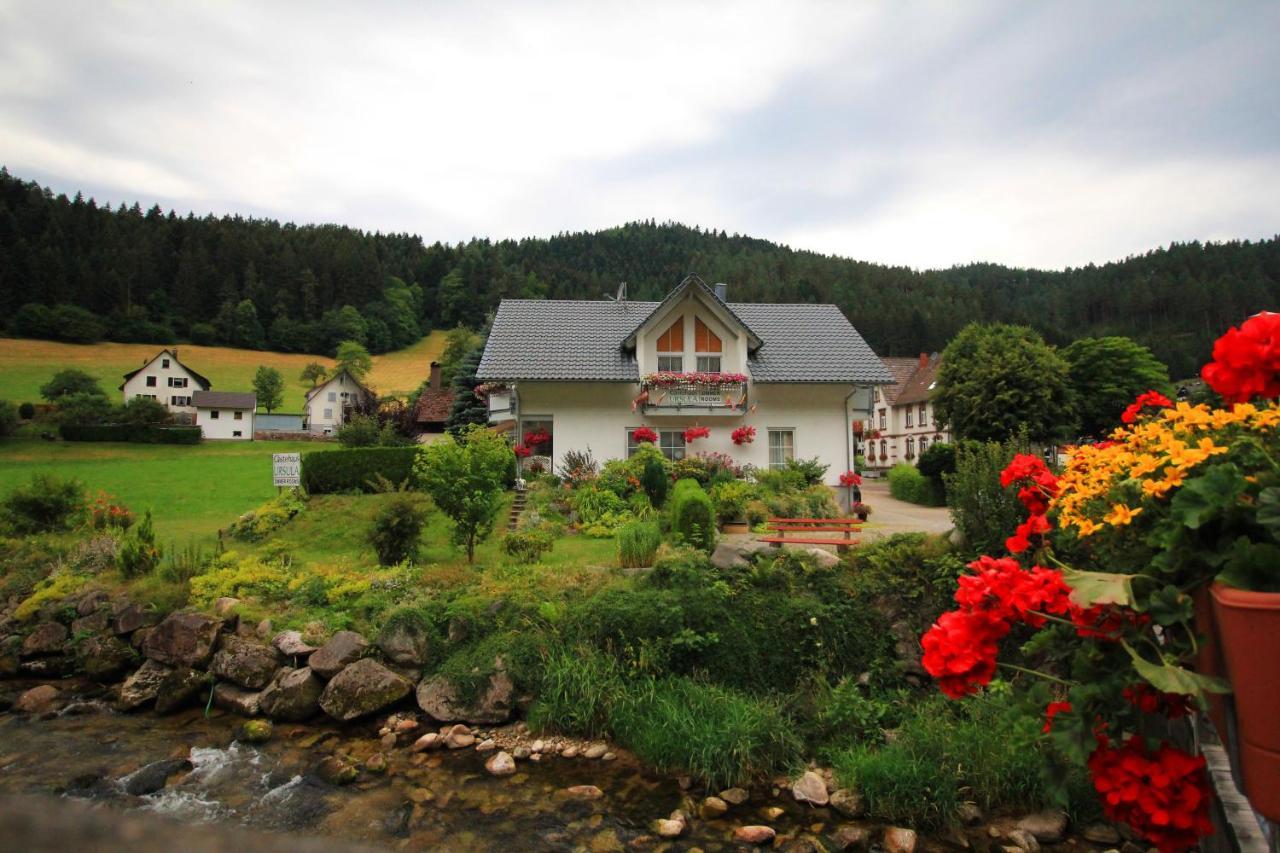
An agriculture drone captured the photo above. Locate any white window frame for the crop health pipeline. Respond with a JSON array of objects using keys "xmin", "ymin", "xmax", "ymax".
[
  {"xmin": 234, "ymin": 411, "xmax": 243, "ymax": 420},
  {"xmin": 657, "ymin": 355, "xmax": 683, "ymax": 372},
  {"xmin": 879, "ymin": 409, "xmax": 886, "ymax": 430},
  {"xmin": 695, "ymin": 355, "xmax": 721, "ymax": 373},
  {"xmin": 627, "ymin": 428, "xmax": 686, "ymax": 461},
  {"xmin": 906, "ymin": 408, "xmax": 913, "ymax": 428},
  {"xmin": 328, "ymin": 391, "xmax": 337, "ymax": 402},
  {"xmin": 767, "ymin": 428, "xmax": 795, "ymax": 470},
  {"xmin": 919, "ymin": 403, "xmax": 927, "ymax": 427}
]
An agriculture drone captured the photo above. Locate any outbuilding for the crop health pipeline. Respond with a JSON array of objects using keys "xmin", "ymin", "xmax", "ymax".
[{"xmin": 193, "ymin": 390, "xmax": 257, "ymax": 440}]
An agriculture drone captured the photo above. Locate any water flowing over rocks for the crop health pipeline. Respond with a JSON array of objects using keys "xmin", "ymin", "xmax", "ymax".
[
  {"xmin": 142, "ymin": 612, "xmax": 222, "ymax": 668},
  {"xmin": 318, "ymin": 658, "xmax": 412, "ymax": 721},
  {"xmin": 258, "ymin": 666, "xmax": 323, "ymax": 721}
]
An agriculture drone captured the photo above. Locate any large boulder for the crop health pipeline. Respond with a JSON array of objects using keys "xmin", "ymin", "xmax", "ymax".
[
  {"xmin": 308, "ymin": 631, "xmax": 369, "ymax": 679},
  {"xmin": 258, "ymin": 666, "xmax": 323, "ymax": 721},
  {"xmin": 416, "ymin": 669, "xmax": 514, "ymax": 725},
  {"xmin": 117, "ymin": 659, "xmax": 173, "ymax": 711},
  {"xmin": 13, "ymin": 684, "xmax": 60, "ymax": 714},
  {"xmin": 21, "ymin": 622, "xmax": 68, "ymax": 657},
  {"xmin": 120, "ymin": 759, "xmax": 191, "ymax": 796},
  {"xmin": 792, "ymin": 770, "xmax": 830, "ymax": 806},
  {"xmin": 318, "ymin": 658, "xmax": 413, "ymax": 721},
  {"xmin": 155, "ymin": 667, "xmax": 212, "ymax": 714},
  {"xmin": 377, "ymin": 618, "xmax": 431, "ymax": 667},
  {"xmin": 710, "ymin": 539, "xmax": 778, "ymax": 570},
  {"xmin": 111, "ymin": 601, "xmax": 157, "ymax": 635},
  {"xmin": 70, "ymin": 610, "xmax": 110, "ymax": 636},
  {"xmin": 795, "ymin": 546, "xmax": 841, "ymax": 569},
  {"xmin": 212, "ymin": 683, "xmax": 262, "ymax": 716},
  {"xmin": 272, "ymin": 630, "xmax": 317, "ymax": 659},
  {"xmin": 142, "ymin": 611, "xmax": 222, "ymax": 668},
  {"xmin": 80, "ymin": 635, "xmax": 138, "ymax": 682},
  {"xmin": 209, "ymin": 637, "xmax": 280, "ymax": 689}
]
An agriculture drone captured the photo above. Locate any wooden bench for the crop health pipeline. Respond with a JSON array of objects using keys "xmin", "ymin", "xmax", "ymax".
[{"xmin": 759, "ymin": 517, "xmax": 862, "ymax": 553}]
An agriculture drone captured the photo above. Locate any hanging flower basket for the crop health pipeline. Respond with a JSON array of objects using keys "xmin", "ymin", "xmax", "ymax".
[
  {"xmin": 731, "ymin": 425, "xmax": 756, "ymax": 446},
  {"xmin": 513, "ymin": 443, "xmax": 532, "ymax": 458},
  {"xmin": 632, "ymin": 426, "xmax": 658, "ymax": 444},
  {"xmin": 523, "ymin": 427, "xmax": 551, "ymax": 447},
  {"xmin": 683, "ymin": 426, "xmax": 710, "ymax": 443}
]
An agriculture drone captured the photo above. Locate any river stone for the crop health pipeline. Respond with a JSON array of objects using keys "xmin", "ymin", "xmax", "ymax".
[
  {"xmin": 13, "ymin": 684, "xmax": 59, "ymax": 714},
  {"xmin": 733, "ymin": 826, "xmax": 776, "ymax": 845},
  {"xmin": 564, "ymin": 785, "xmax": 604, "ymax": 800},
  {"xmin": 484, "ymin": 750, "xmax": 517, "ymax": 776},
  {"xmin": 317, "ymin": 755, "xmax": 358, "ymax": 786},
  {"xmin": 71, "ymin": 609, "xmax": 110, "ymax": 636},
  {"xmin": 210, "ymin": 636, "xmax": 280, "ymax": 689},
  {"xmin": 1081, "ymin": 823, "xmax": 1122, "ymax": 845},
  {"xmin": 377, "ymin": 619, "xmax": 431, "ymax": 667},
  {"xmin": 829, "ymin": 787, "xmax": 866, "ymax": 817},
  {"xmin": 121, "ymin": 759, "xmax": 191, "ymax": 796},
  {"xmin": 143, "ymin": 611, "xmax": 222, "ymax": 668},
  {"xmin": 272, "ymin": 630, "xmax": 317, "ymax": 659},
  {"xmin": 832, "ymin": 825, "xmax": 871, "ymax": 850},
  {"xmin": 699, "ymin": 796, "xmax": 728, "ymax": 820},
  {"xmin": 957, "ymin": 802, "xmax": 984, "ymax": 825},
  {"xmin": 883, "ymin": 827, "xmax": 918, "ymax": 853},
  {"xmin": 308, "ymin": 630, "xmax": 369, "ymax": 679},
  {"xmin": 792, "ymin": 770, "xmax": 829, "ymax": 806},
  {"xmin": 117, "ymin": 659, "xmax": 173, "ymax": 711},
  {"xmin": 154, "ymin": 667, "xmax": 211, "ymax": 714},
  {"xmin": 655, "ymin": 818, "xmax": 685, "ymax": 838},
  {"xmin": 213, "ymin": 682, "xmax": 262, "ymax": 716},
  {"xmin": 318, "ymin": 658, "xmax": 413, "ymax": 721},
  {"xmin": 1017, "ymin": 810, "xmax": 1068, "ymax": 843},
  {"xmin": 720, "ymin": 787, "xmax": 749, "ymax": 806},
  {"xmin": 1005, "ymin": 829, "xmax": 1040, "ymax": 852},
  {"xmin": 583, "ymin": 743, "xmax": 608, "ymax": 759},
  {"xmin": 80, "ymin": 635, "xmax": 137, "ymax": 682},
  {"xmin": 411, "ymin": 732, "xmax": 442, "ymax": 752},
  {"xmin": 415, "ymin": 669, "xmax": 514, "ymax": 725},
  {"xmin": 240, "ymin": 718, "xmax": 273, "ymax": 743},
  {"xmin": 444, "ymin": 724, "xmax": 476, "ymax": 749},
  {"xmin": 111, "ymin": 601, "xmax": 155, "ymax": 635},
  {"xmin": 21, "ymin": 622, "xmax": 68, "ymax": 657},
  {"xmin": 258, "ymin": 666, "xmax": 323, "ymax": 721}
]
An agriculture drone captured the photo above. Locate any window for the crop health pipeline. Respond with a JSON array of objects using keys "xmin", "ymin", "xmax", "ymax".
[
  {"xmin": 323, "ymin": 408, "xmax": 333, "ymax": 419},
  {"xmin": 146, "ymin": 376, "xmax": 157, "ymax": 388},
  {"xmin": 168, "ymin": 377, "xmax": 187, "ymax": 388},
  {"xmin": 873, "ymin": 387, "xmax": 880, "ymax": 402},
  {"xmin": 878, "ymin": 409, "xmax": 886, "ymax": 430},
  {"xmin": 696, "ymin": 356, "xmax": 721, "ymax": 372},
  {"xmin": 161, "ymin": 358, "xmax": 170, "ymax": 368},
  {"xmin": 171, "ymin": 395, "xmax": 190, "ymax": 406},
  {"xmin": 627, "ymin": 428, "xmax": 685, "ymax": 461},
  {"xmin": 234, "ymin": 411, "xmax": 243, "ymax": 420},
  {"xmin": 210, "ymin": 409, "xmax": 220, "ymax": 419},
  {"xmin": 920, "ymin": 436, "xmax": 929, "ymax": 453},
  {"xmin": 905, "ymin": 437, "xmax": 915, "ymax": 459},
  {"xmin": 694, "ymin": 317, "xmax": 722, "ymax": 353},
  {"xmin": 906, "ymin": 408, "xmax": 913, "ymax": 428},
  {"xmin": 919, "ymin": 403, "xmax": 927, "ymax": 426},
  {"xmin": 768, "ymin": 429, "xmax": 795, "ymax": 469},
  {"xmin": 657, "ymin": 355, "xmax": 683, "ymax": 372},
  {"xmin": 880, "ymin": 439, "xmax": 887, "ymax": 458},
  {"xmin": 328, "ymin": 391, "xmax": 337, "ymax": 402},
  {"xmin": 232, "ymin": 431, "xmax": 242, "ymax": 438},
  {"xmin": 656, "ymin": 316, "xmax": 684, "ymax": 373}
]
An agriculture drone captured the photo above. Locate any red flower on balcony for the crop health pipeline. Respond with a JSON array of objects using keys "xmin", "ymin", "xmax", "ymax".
[
  {"xmin": 683, "ymin": 426, "xmax": 710, "ymax": 442},
  {"xmin": 641, "ymin": 371, "xmax": 749, "ymax": 389},
  {"xmin": 731, "ymin": 425, "xmax": 756, "ymax": 445},
  {"xmin": 839, "ymin": 471, "xmax": 862, "ymax": 487},
  {"xmin": 632, "ymin": 426, "xmax": 658, "ymax": 444}
]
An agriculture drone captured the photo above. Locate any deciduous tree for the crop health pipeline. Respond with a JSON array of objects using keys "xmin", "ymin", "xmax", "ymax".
[
  {"xmin": 334, "ymin": 340, "xmax": 372, "ymax": 380},
  {"xmin": 1062, "ymin": 336, "xmax": 1172, "ymax": 438},
  {"xmin": 253, "ymin": 365, "xmax": 285, "ymax": 413},
  {"xmin": 413, "ymin": 425, "xmax": 513, "ymax": 563}
]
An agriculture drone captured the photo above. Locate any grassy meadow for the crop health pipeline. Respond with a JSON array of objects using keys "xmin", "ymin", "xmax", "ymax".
[
  {"xmin": 0, "ymin": 438, "xmax": 335, "ymax": 545},
  {"xmin": 0, "ymin": 331, "xmax": 448, "ymax": 412}
]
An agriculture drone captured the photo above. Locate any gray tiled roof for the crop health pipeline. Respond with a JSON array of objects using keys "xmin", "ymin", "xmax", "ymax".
[
  {"xmin": 476, "ymin": 296, "xmax": 894, "ymax": 384},
  {"xmin": 192, "ymin": 390, "xmax": 257, "ymax": 409}
]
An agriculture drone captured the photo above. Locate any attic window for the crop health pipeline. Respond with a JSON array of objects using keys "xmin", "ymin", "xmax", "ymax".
[
  {"xmin": 694, "ymin": 318, "xmax": 722, "ymax": 353},
  {"xmin": 656, "ymin": 317, "xmax": 684, "ymax": 352}
]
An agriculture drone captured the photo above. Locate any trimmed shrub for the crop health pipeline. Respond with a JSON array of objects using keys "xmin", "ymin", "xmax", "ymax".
[
  {"xmin": 336, "ymin": 413, "xmax": 382, "ymax": 447},
  {"xmin": 501, "ymin": 527, "xmax": 555, "ymax": 564},
  {"xmin": 616, "ymin": 519, "xmax": 661, "ymax": 568},
  {"xmin": 640, "ymin": 452, "xmax": 669, "ymax": 506},
  {"xmin": 887, "ymin": 463, "xmax": 944, "ymax": 506},
  {"xmin": 2, "ymin": 473, "xmax": 85, "ymax": 533},
  {"xmin": 784, "ymin": 456, "xmax": 829, "ymax": 485},
  {"xmin": 945, "ymin": 439, "xmax": 1025, "ymax": 554},
  {"xmin": 367, "ymin": 493, "xmax": 428, "ymax": 565},
  {"xmin": 17, "ymin": 402, "xmax": 36, "ymax": 420},
  {"xmin": 669, "ymin": 478, "xmax": 716, "ymax": 552},
  {"xmin": 302, "ymin": 446, "xmax": 418, "ymax": 493},
  {"xmin": 58, "ymin": 423, "xmax": 201, "ymax": 444}
]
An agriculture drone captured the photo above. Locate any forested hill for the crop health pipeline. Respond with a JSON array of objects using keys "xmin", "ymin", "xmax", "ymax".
[{"xmin": 2, "ymin": 167, "xmax": 1277, "ymax": 377}]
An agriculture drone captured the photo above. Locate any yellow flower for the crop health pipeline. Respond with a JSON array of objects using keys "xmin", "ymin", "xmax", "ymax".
[
  {"xmin": 1129, "ymin": 454, "xmax": 1161, "ymax": 478},
  {"xmin": 1104, "ymin": 504, "xmax": 1143, "ymax": 526},
  {"xmin": 1075, "ymin": 518, "xmax": 1101, "ymax": 538}
]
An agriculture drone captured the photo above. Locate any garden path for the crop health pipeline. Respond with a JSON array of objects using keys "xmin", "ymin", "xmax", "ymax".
[{"xmin": 853, "ymin": 479, "xmax": 954, "ymax": 539}]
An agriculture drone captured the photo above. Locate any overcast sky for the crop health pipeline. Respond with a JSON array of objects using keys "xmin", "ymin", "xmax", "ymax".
[{"xmin": 2, "ymin": 1, "xmax": 1277, "ymax": 270}]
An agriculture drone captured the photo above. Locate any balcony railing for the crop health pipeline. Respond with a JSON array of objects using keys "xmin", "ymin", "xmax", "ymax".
[{"xmin": 640, "ymin": 380, "xmax": 748, "ymax": 415}]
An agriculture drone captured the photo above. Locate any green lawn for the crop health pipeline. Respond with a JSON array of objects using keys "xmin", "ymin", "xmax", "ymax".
[{"xmin": 0, "ymin": 438, "xmax": 336, "ymax": 545}]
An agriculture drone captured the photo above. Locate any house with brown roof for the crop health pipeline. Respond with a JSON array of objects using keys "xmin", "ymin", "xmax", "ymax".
[
  {"xmin": 862, "ymin": 352, "xmax": 950, "ymax": 472},
  {"xmin": 413, "ymin": 362, "xmax": 454, "ymax": 434}
]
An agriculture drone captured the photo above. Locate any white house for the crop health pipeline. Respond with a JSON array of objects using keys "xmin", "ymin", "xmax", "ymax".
[
  {"xmin": 119, "ymin": 348, "xmax": 211, "ymax": 416},
  {"xmin": 475, "ymin": 276, "xmax": 893, "ymax": 482},
  {"xmin": 193, "ymin": 390, "xmax": 257, "ymax": 440},
  {"xmin": 304, "ymin": 369, "xmax": 376, "ymax": 436},
  {"xmin": 862, "ymin": 352, "xmax": 951, "ymax": 472}
]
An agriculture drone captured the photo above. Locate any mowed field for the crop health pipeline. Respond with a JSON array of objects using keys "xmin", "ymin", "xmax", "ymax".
[
  {"xmin": 0, "ymin": 439, "xmax": 337, "ymax": 545},
  {"xmin": 0, "ymin": 332, "xmax": 448, "ymax": 412}
]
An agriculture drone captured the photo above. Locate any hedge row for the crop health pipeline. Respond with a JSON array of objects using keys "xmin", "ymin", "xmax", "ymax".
[
  {"xmin": 59, "ymin": 423, "xmax": 202, "ymax": 444},
  {"xmin": 302, "ymin": 446, "xmax": 420, "ymax": 493},
  {"xmin": 887, "ymin": 463, "xmax": 946, "ymax": 507}
]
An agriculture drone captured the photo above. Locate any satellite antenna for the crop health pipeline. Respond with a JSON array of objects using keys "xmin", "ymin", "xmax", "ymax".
[{"xmin": 603, "ymin": 282, "xmax": 627, "ymax": 303}]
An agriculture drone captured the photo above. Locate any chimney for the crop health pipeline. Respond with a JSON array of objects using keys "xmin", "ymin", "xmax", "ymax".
[
  {"xmin": 429, "ymin": 361, "xmax": 442, "ymax": 390},
  {"xmin": 713, "ymin": 282, "xmax": 728, "ymax": 301},
  {"xmin": 919, "ymin": 352, "xmax": 929, "ymax": 369}
]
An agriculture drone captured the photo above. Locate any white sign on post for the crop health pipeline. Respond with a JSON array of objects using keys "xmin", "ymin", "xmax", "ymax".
[{"xmin": 273, "ymin": 453, "xmax": 301, "ymax": 487}]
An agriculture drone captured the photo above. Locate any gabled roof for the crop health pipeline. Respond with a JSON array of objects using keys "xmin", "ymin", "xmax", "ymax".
[
  {"xmin": 414, "ymin": 387, "xmax": 455, "ymax": 423},
  {"xmin": 192, "ymin": 390, "xmax": 256, "ymax": 409},
  {"xmin": 622, "ymin": 275, "xmax": 762, "ymax": 351},
  {"xmin": 476, "ymin": 279, "xmax": 894, "ymax": 384},
  {"xmin": 305, "ymin": 369, "xmax": 376, "ymax": 403},
  {"xmin": 878, "ymin": 357, "xmax": 924, "ymax": 405},
  {"xmin": 119, "ymin": 348, "xmax": 212, "ymax": 391},
  {"xmin": 896, "ymin": 354, "xmax": 942, "ymax": 405}
]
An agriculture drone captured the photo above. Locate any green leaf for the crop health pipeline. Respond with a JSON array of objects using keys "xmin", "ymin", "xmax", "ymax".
[
  {"xmin": 1122, "ymin": 642, "xmax": 1231, "ymax": 696},
  {"xmin": 1257, "ymin": 487, "xmax": 1280, "ymax": 539},
  {"xmin": 1216, "ymin": 536, "xmax": 1280, "ymax": 593},
  {"xmin": 1145, "ymin": 584, "xmax": 1193, "ymax": 626},
  {"xmin": 1061, "ymin": 568, "xmax": 1138, "ymax": 609},
  {"xmin": 1169, "ymin": 464, "xmax": 1246, "ymax": 529}
]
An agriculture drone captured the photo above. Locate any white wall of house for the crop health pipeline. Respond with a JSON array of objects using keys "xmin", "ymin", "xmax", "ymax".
[
  {"xmin": 121, "ymin": 352, "xmax": 203, "ymax": 414},
  {"xmin": 864, "ymin": 397, "xmax": 950, "ymax": 470},
  {"xmin": 305, "ymin": 372, "xmax": 366, "ymax": 435},
  {"xmin": 515, "ymin": 380, "xmax": 860, "ymax": 484},
  {"xmin": 197, "ymin": 407, "xmax": 254, "ymax": 440}
]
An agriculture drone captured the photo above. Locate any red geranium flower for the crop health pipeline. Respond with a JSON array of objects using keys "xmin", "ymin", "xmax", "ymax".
[
  {"xmin": 1088, "ymin": 736, "xmax": 1213, "ymax": 852},
  {"xmin": 1120, "ymin": 390, "xmax": 1174, "ymax": 424},
  {"xmin": 1043, "ymin": 700, "xmax": 1072, "ymax": 733},
  {"xmin": 1123, "ymin": 684, "xmax": 1193, "ymax": 719},
  {"xmin": 1201, "ymin": 311, "xmax": 1280, "ymax": 403},
  {"xmin": 921, "ymin": 609, "xmax": 1008, "ymax": 698},
  {"xmin": 839, "ymin": 471, "xmax": 862, "ymax": 487},
  {"xmin": 632, "ymin": 426, "xmax": 659, "ymax": 444},
  {"xmin": 731, "ymin": 425, "xmax": 756, "ymax": 445},
  {"xmin": 683, "ymin": 426, "xmax": 711, "ymax": 442},
  {"xmin": 513, "ymin": 443, "xmax": 532, "ymax": 458}
]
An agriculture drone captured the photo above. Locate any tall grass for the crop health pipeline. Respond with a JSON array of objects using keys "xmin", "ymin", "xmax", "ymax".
[
  {"xmin": 616, "ymin": 520, "xmax": 661, "ymax": 568},
  {"xmin": 528, "ymin": 645, "xmax": 623, "ymax": 739}
]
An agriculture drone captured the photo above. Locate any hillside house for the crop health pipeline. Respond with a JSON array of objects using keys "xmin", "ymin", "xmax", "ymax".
[
  {"xmin": 475, "ymin": 276, "xmax": 892, "ymax": 481},
  {"xmin": 193, "ymin": 390, "xmax": 256, "ymax": 440},
  {"xmin": 862, "ymin": 352, "xmax": 951, "ymax": 472},
  {"xmin": 304, "ymin": 369, "xmax": 376, "ymax": 436},
  {"xmin": 413, "ymin": 361, "xmax": 454, "ymax": 434},
  {"xmin": 119, "ymin": 348, "xmax": 211, "ymax": 416}
]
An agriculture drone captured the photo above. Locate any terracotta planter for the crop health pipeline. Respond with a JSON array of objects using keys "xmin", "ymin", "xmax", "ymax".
[
  {"xmin": 1210, "ymin": 582, "xmax": 1280, "ymax": 822},
  {"xmin": 721, "ymin": 521, "xmax": 750, "ymax": 534}
]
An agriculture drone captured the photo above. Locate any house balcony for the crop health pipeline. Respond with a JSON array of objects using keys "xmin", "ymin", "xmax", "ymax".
[{"xmin": 638, "ymin": 378, "xmax": 748, "ymax": 416}]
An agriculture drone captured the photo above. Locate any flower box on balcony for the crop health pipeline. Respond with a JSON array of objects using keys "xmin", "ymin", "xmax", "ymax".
[{"xmin": 640, "ymin": 372, "xmax": 748, "ymax": 414}]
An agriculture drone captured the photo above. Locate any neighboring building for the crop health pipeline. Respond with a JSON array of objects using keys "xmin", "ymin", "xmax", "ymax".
[
  {"xmin": 119, "ymin": 348, "xmax": 212, "ymax": 416},
  {"xmin": 413, "ymin": 361, "xmax": 455, "ymax": 434},
  {"xmin": 256, "ymin": 413, "xmax": 306, "ymax": 435},
  {"xmin": 862, "ymin": 352, "xmax": 950, "ymax": 472},
  {"xmin": 475, "ymin": 276, "xmax": 892, "ymax": 481},
  {"xmin": 304, "ymin": 369, "xmax": 376, "ymax": 436},
  {"xmin": 193, "ymin": 390, "xmax": 256, "ymax": 440}
]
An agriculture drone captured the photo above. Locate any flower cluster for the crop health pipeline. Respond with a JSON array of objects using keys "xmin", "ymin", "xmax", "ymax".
[
  {"xmin": 839, "ymin": 471, "xmax": 862, "ymax": 487},
  {"xmin": 512, "ymin": 443, "xmax": 531, "ymax": 458},
  {"xmin": 1123, "ymin": 684, "xmax": 1192, "ymax": 719},
  {"xmin": 999, "ymin": 454, "xmax": 1058, "ymax": 553},
  {"xmin": 731, "ymin": 425, "xmax": 756, "ymax": 445},
  {"xmin": 1121, "ymin": 390, "xmax": 1173, "ymax": 424},
  {"xmin": 632, "ymin": 426, "xmax": 659, "ymax": 444},
  {"xmin": 683, "ymin": 426, "xmax": 711, "ymax": 442},
  {"xmin": 1200, "ymin": 311, "xmax": 1280, "ymax": 403},
  {"xmin": 1088, "ymin": 736, "xmax": 1213, "ymax": 853},
  {"xmin": 523, "ymin": 427, "xmax": 551, "ymax": 447},
  {"xmin": 641, "ymin": 371, "xmax": 749, "ymax": 389},
  {"xmin": 89, "ymin": 491, "xmax": 134, "ymax": 531}
]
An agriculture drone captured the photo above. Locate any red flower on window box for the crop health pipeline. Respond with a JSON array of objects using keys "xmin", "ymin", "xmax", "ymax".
[
  {"xmin": 839, "ymin": 471, "xmax": 862, "ymax": 487},
  {"xmin": 523, "ymin": 427, "xmax": 551, "ymax": 447},
  {"xmin": 683, "ymin": 426, "xmax": 710, "ymax": 442},
  {"xmin": 513, "ymin": 443, "xmax": 532, "ymax": 458},
  {"xmin": 731, "ymin": 425, "xmax": 756, "ymax": 445},
  {"xmin": 632, "ymin": 426, "xmax": 658, "ymax": 444}
]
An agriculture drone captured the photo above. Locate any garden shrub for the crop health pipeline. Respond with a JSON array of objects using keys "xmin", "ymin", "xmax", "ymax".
[
  {"xmin": 14, "ymin": 570, "xmax": 89, "ymax": 621},
  {"xmin": 189, "ymin": 554, "xmax": 299, "ymax": 604},
  {"xmin": 302, "ymin": 446, "xmax": 419, "ymax": 493},
  {"xmin": 887, "ymin": 463, "xmax": 944, "ymax": 506},
  {"xmin": 639, "ymin": 451, "xmax": 669, "ymax": 506},
  {"xmin": 616, "ymin": 519, "xmax": 661, "ymax": 568},
  {"xmin": 570, "ymin": 484, "xmax": 629, "ymax": 524},
  {"xmin": 228, "ymin": 489, "xmax": 307, "ymax": 541},
  {"xmin": 754, "ymin": 465, "xmax": 808, "ymax": 495},
  {"xmin": 2, "ymin": 473, "xmax": 85, "ymax": 533},
  {"xmin": 917, "ymin": 441, "xmax": 957, "ymax": 485},
  {"xmin": 945, "ymin": 439, "xmax": 1025, "ymax": 554},
  {"xmin": 117, "ymin": 509, "xmax": 162, "ymax": 578},
  {"xmin": 87, "ymin": 491, "xmax": 134, "ymax": 531},
  {"xmin": 668, "ymin": 478, "xmax": 715, "ymax": 552},
  {"xmin": 367, "ymin": 493, "xmax": 428, "ymax": 565},
  {"xmin": 0, "ymin": 400, "xmax": 17, "ymax": 437},
  {"xmin": 845, "ymin": 533, "xmax": 965, "ymax": 637},
  {"xmin": 58, "ymin": 423, "xmax": 201, "ymax": 443},
  {"xmin": 18, "ymin": 401, "xmax": 36, "ymax": 421},
  {"xmin": 435, "ymin": 630, "xmax": 544, "ymax": 705},
  {"xmin": 743, "ymin": 499, "xmax": 770, "ymax": 527},
  {"xmin": 336, "ymin": 413, "xmax": 382, "ymax": 447},
  {"xmin": 800, "ymin": 484, "xmax": 840, "ymax": 517},
  {"xmin": 784, "ymin": 456, "xmax": 829, "ymax": 485},
  {"xmin": 708, "ymin": 479, "xmax": 757, "ymax": 524},
  {"xmin": 500, "ymin": 527, "xmax": 555, "ymax": 563}
]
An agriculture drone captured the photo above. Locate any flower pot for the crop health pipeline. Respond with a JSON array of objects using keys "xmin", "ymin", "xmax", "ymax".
[
  {"xmin": 721, "ymin": 520, "xmax": 750, "ymax": 534},
  {"xmin": 1210, "ymin": 582, "xmax": 1280, "ymax": 822},
  {"xmin": 1190, "ymin": 585, "xmax": 1229, "ymax": 738}
]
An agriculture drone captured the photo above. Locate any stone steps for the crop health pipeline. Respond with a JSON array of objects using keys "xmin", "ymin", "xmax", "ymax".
[{"xmin": 506, "ymin": 489, "xmax": 527, "ymax": 531}]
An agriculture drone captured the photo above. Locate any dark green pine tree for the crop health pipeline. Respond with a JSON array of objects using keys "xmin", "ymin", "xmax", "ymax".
[{"xmin": 445, "ymin": 348, "xmax": 489, "ymax": 436}]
